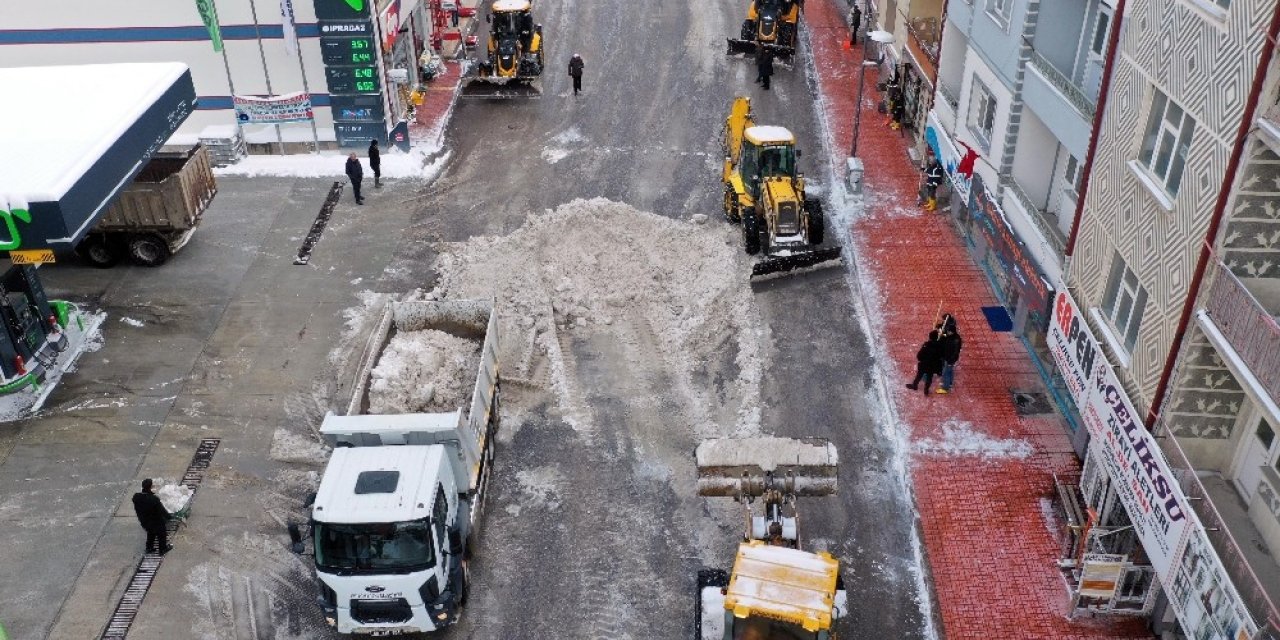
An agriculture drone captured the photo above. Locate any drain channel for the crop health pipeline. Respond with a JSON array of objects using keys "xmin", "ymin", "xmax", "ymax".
[
  {"xmin": 294, "ymin": 181, "xmax": 344, "ymax": 265},
  {"xmin": 101, "ymin": 438, "xmax": 221, "ymax": 639}
]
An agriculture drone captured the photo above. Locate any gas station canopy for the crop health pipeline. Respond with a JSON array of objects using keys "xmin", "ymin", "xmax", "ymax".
[{"xmin": 0, "ymin": 63, "xmax": 196, "ymax": 253}]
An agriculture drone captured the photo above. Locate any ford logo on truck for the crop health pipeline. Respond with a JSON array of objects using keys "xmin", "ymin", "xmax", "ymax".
[{"xmin": 365, "ymin": 586, "xmax": 385, "ymax": 593}]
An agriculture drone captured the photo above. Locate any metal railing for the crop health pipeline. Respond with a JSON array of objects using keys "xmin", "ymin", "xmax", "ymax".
[
  {"xmin": 1027, "ymin": 48, "xmax": 1097, "ymax": 119},
  {"xmin": 905, "ymin": 16, "xmax": 941, "ymax": 66},
  {"xmin": 1000, "ymin": 177, "xmax": 1067, "ymax": 257},
  {"xmin": 1204, "ymin": 261, "xmax": 1280, "ymax": 403},
  {"xmin": 1156, "ymin": 423, "xmax": 1280, "ymax": 638}
]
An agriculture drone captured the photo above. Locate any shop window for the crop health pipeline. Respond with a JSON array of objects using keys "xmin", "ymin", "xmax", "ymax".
[
  {"xmin": 1138, "ymin": 88, "xmax": 1196, "ymax": 196},
  {"xmin": 1100, "ymin": 252, "xmax": 1147, "ymax": 355},
  {"xmin": 969, "ymin": 78, "xmax": 997, "ymax": 150}
]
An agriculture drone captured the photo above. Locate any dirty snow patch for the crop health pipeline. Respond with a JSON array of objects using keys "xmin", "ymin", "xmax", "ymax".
[
  {"xmin": 540, "ymin": 147, "xmax": 570, "ymax": 164},
  {"xmin": 912, "ymin": 420, "xmax": 1034, "ymax": 459},
  {"xmin": 270, "ymin": 428, "xmax": 330, "ymax": 465},
  {"xmin": 119, "ymin": 317, "xmax": 144, "ymax": 327},
  {"xmin": 550, "ymin": 126, "xmax": 585, "ymax": 145},
  {"xmin": 368, "ymin": 329, "xmax": 481, "ymax": 414}
]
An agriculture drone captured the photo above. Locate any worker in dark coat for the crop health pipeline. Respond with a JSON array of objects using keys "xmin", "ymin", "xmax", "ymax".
[
  {"xmin": 756, "ymin": 48, "xmax": 775, "ymax": 90},
  {"xmin": 906, "ymin": 329, "xmax": 945, "ymax": 395},
  {"xmin": 368, "ymin": 139, "xmax": 382, "ymax": 188},
  {"xmin": 937, "ymin": 314, "xmax": 963, "ymax": 394},
  {"xmin": 921, "ymin": 157, "xmax": 945, "ymax": 211},
  {"xmin": 569, "ymin": 53, "xmax": 584, "ymax": 96},
  {"xmin": 132, "ymin": 478, "xmax": 172, "ymax": 555},
  {"xmin": 345, "ymin": 153, "xmax": 364, "ymax": 205},
  {"xmin": 848, "ymin": 4, "xmax": 862, "ymax": 45}
]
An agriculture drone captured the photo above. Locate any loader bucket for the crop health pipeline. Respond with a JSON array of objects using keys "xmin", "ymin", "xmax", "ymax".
[
  {"xmin": 459, "ymin": 78, "xmax": 543, "ymax": 99},
  {"xmin": 726, "ymin": 38, "xmax": 795, "ymax": 61},
  {"xmin": 750, "ymin": 246, "xmax": 843, "ymax": 279},
  {"xmin": 696, "ymin": 437, "xmax": 838, "ymax": 497}
]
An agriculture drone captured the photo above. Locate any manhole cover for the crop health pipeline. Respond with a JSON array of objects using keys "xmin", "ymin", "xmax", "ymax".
[{"xmin": 1012, "ymin": 390, "xmax": 1054, "ymax": 416}]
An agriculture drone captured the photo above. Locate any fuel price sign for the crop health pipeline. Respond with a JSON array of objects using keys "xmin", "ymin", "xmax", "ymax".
[
  {"xmin": 325, "ymin": 66, "xmax": 380, "ymax": 94},
  {"xmin": 321, "ymin": 36, "xmax": 376, "ymax": 66}
]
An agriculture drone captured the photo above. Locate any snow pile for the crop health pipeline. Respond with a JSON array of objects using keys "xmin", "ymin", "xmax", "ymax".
[
  {"xmin": 157, "ymin": 482, "xmax": 194, "ymax": 513},
  {"xmin": 912, "ymin": 420, "xmax": 1034, "ymax": 460},
  {"xmin": 368, "ymin": 329, "xmax": 481, "ymax": 414},
  {"xmin": 269, "ymin": 428, "xmax": 330, "ymax": 465},
  {"xmin": 119, "ymin": 317, "xmax": 145, "ymax": 327},
  {"xmin": 214, "ymin": 146, "xmax": 450, "ymax": 181},
  {"xmin": 426, "ymin": 197, "xmax": 766, "ymax": 436}
]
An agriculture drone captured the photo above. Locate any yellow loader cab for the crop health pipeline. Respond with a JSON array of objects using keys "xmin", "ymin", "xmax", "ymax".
[
  {"xmin": 728, "ymin": 0, "xmax": 801, "ymax": 59},
  {"xmin": 698, "ymin": 542, "xmax": 846, "ymax": 639},
  {"xmin": 462, "ymin": 0, "xmax": 544, "ymax": 98}
]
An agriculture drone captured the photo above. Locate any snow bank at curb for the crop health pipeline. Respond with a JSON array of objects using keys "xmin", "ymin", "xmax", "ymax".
[{"xmin": 213, "ymin": 144, "xmax": 450, "ymax": 181}]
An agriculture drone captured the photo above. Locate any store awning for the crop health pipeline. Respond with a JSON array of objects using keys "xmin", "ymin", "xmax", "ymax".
[{"xmin": 0, "ymin": 63, "xmax": 196, "ymax": 252}]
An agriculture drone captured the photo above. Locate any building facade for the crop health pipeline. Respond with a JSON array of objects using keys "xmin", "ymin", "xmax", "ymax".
[{"xmin": 0, "ymin": 0, "xmax": 444, "ymax": 154}]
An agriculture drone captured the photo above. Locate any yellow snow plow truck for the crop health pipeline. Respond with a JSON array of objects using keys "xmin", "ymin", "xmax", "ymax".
[
  {"xmin": 461, "ymin": 0, "xmax": 544, "ymax": 99},
  {"xmin": 727, "ymin": 0, "xmax": 801, "ymax": 60},
  {"xmin": 695, "ymin": 437, "xmax": 847, "ymax": 640},
  {"xmin": 722, "ymin": 97, "xmax": 841, "ymax": 278}
]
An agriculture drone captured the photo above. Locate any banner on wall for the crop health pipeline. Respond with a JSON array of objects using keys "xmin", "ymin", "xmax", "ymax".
[{"xmin": 233, "ymin": 92, "xmax": 314, "ymax": 123}]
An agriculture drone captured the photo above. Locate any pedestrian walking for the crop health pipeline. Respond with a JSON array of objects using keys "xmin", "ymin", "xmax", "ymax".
[
  {"xmin": 906, "ymin": 329, "xmax": 945, "ymax": 395},
  {"xmin": 345, "ymin": 153, "xmax": 364, "ymax": 205},
  {"xmin": 450, "ymin": 6, "xmax": 459, "ymax": 27},
  {"xmin": 920, "ymin": 157, "xmax": 944, "ymax": 211},
  {"xmin": 132, "ymin": 478, "xmax": 172, "ymax": 555},
  {"xmin": 368, "ymin": 139, "xmax": 382, "ymax": 188},
  {"xmin": 756, "ymin": 48, "xmax": 775, "ymax": 90},
  {"xmin": 937, "ymin": 314, "xmax": 963, "ymax": 394},
  {"xmin": 569, "ymin": 53, "xmax": 584, "ymax": 96},
  {"xmin": 848, "ymin": 4, "xmax": 861, "ymax": 45}
]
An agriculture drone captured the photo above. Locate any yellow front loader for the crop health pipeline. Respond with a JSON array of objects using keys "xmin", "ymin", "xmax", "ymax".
[
  {"xmin": 694, "ymin": 437, "xmax": 847, "ymax": 640},
  {"xmin": 722, "ymin": 97, "xmax": 841, "ymax": 278},
  {"xmin": 461, "ymin": 0, "xmax": 544, "ymax": 99},
  {"xmin": 728, "ymin": 0, "xmax": 802, "ymax": 60}
]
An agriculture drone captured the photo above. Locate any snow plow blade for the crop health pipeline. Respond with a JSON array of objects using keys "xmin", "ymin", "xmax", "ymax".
[
  {"xmin": 750, "ymin": 247, "xmax": 843, "ymax": 279},
  {"xmin": 459, "ymin": 79, "xmax": 542, "ymax": 99},
  {"xmin": 696, "ymin": 437, "xmax": 838, "ymax": 497},
  {"xmin": 726, "ymin": 38, "xmax": 795, "ymax": 60}
]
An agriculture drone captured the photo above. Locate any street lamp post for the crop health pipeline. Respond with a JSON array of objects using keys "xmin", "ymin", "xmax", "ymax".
[{"xmin": 850, "ymin": 0, "xmax": 874, "ymax": 158}]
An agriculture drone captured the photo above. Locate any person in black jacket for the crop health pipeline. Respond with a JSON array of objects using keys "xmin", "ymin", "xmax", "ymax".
[
  {"xmin": 848, "ymin": 4, "xmax": 862, "ymax": 45},
  {"xmin": 906, "ymin": 329, "xmax": 945, "ymax": 395},
  {"xmin": 132, "ymin": 478, "xmax": 172, "ymax": 555},
  {"xmin": 921, "ymin": 157, "xmax": 944, "ymax": 212},
  {"xmin": 368, "ymin": 139, "xmax": 382, "ymax": 188},
  {"xmin": 937, "ymin": 314, "xmax": 963, "ymax": 394},
  {"xmin": 569, "ymin": 53, "xmax": 584, "ymax": 96},
  {"xmin": 756, "ymin": 48, "xmax": 775, "ymax": 90},
  {"xmin": 345, "ymin": 153, "xmax": 364, "ymax": 205}
]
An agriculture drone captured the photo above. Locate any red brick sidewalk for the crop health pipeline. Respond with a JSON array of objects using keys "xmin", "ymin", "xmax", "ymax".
[
  {"xmin": 409, "ymin": 60, "xmax": 463, "ymax": 148},
  {"xmin": 805, "ymin": 1, "xmax": 1151, "ymax": 638}
]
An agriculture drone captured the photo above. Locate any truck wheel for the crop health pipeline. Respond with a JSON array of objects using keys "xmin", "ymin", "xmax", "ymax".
[
  {"xmin": 77, "ymin": 237, "xmax": 120, "ymax": 268},
  {"xmin": 127, "ymin": 234, "xmax": 171, "ymax": 267},
  {"xmin": 780, "ymin": 22, "xmax": 796, "ymax": 48},
  {"xmin": 743, "ymin": 210, "xmax": 761, "ymax": 255},
  {"xmin": 723, "ymin": 185, "xmax": 741, "ymax": 223},
  {"xmin": 740, "ymin": 20, "xmax": 756, "ymax": 42},
  {"xmin": 806, "ymin": 200, "xmax": 825, "ymax": 246}
]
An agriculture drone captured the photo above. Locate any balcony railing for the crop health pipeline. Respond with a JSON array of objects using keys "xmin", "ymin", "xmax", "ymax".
[
  {"xmin": 905, "ymin": 16, "xmax": 941, "ymax": 66},
  {"xmin": 1157, "ymin": 423, "xmax": 1280, "ymax": 638},
  {"xmin": 1001, "ymin": 177, "xmax": 1067, "ymax": 258},
  {"xmin": 1027, "ymin": 48, "xmax": 1096, "ymax": 119},
  {"xmin": 1204, "ymin": 262, "xmax": 1280, "ymax": 402}
]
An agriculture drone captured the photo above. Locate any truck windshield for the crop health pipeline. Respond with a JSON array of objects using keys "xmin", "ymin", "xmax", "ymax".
[
  {"xmin": 732, "ymin": 617, "xmax": 817, "ymax": 640},
  {"xmin": 758, "ymin": 145, "xmax": 795, "ymax": 177},
  {"xmin": 492, "ymin": 12, "xmax": 519, "ymax": 36},
  {"xmin": 314, "ymin": 520, "xmax": 435, "ymax": 573}
]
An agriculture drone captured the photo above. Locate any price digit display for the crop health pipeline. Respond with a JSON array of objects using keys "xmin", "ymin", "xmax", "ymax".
[{"xmin": 355, "ymin": 81, "xmax": 376, "ymax": 92}]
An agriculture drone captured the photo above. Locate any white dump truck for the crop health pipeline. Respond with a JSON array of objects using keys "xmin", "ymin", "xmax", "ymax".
[{"xmin": 290, "ymin": 299, "xmax": 499, "ymax": 636}]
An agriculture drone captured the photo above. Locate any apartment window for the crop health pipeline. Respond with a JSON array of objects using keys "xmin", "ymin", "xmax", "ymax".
[
  {"xmin": 1090, "ymin": 8, "xmax": 1112, "ymax": 56},
  {"xmin": 1138, "ymin": 89, "xmax": 1196, "ymax": 196},
  {"xmin": 988, "ymin": 0, "xmax": 1012, "ymax": 22},
  {"xmin": 1064, "ymin": 154, "xmax": 1083, "ymax": 197},
  {"xmin": 969, "ymin": 79, "xmax": 997, "ymax": 148},
  {"xmin": 1211, "ymin": 0, "xmax": 1231, "ymax": 8},
  {"xmin": 1101, "ymin": 252, "xmax": 1147, "ymax": 354}
]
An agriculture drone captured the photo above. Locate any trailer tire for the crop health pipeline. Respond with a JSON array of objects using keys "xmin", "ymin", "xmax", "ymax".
[
  {"xmin": 723, "ymin": 185, "xmax": 741, "ymax": 223},
  {"xmin": 127, "ymin": 234, "xmax": 171, "ymax": 267},
  {"xmin": 743, "ymin": 210, "xmax": 761, "ymax": 255},
  {"xmin": 77, "ymin": 236, "xmax": 121, "ymax": 268}
]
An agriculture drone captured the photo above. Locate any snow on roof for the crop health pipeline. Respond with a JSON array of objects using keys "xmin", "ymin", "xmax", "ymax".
[
  {"xmin": 313, "ymin": 445, "xmax": 444, "ymax": 524},
  {"xmin": 724, "ymin": 542, "xmax": 838, "ymax": 631},
  {"xmin": 0, "ymin": 63, "xmax": 190, "ymax": 203},
  {"xmin": 745, "ymin": 125, "xmax": 794, "ymax": 144},
  {"xmin": 492, "ymin": 0, "xmax": 530, "ymax": 11}
]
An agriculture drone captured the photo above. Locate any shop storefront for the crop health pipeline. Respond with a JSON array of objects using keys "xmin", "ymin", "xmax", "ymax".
[{"xmin": 1047, "ymin": 289, "xmax": 1262, "ymax": 638}]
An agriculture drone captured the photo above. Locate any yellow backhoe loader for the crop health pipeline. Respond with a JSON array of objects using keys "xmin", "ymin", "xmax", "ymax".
[
  {"xmin": 727, "ymin": 0, "xmax": 801, "ymax": 61},
  {"xmin": 461, "ymin": 0, "xmax": 544, "ymax": 99},
  {"xmin": 695, "ymin": 437, "xmax": 847, "ymax": 640},
  {"xmin": 723, "ymin": 97, "xmax": 841, "ymax": 278}
]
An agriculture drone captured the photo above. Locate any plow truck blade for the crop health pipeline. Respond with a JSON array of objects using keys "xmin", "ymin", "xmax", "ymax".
[
  {"xmin": 696, "ymin": 437, "xmax": 838, "ymax": 497},
  {"xmin": 750, "ymin": 246, "xmax": 843, "ymax": 279},
  {"xmin": 726, "ymin": 38, "xmax": 795, "ymax": 60}
]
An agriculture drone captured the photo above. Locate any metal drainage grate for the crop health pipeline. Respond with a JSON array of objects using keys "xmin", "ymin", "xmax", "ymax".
[
  {"xmin": 1012, "ymin": 390, "xmax": 1055, "ymax": 416},
  {"xmin": 294, "ymin": 181, "xmax": 344, "ymax": 265},
  {"xmin": 101, "ymin": 438, "xmax": 221, "ymax": 639}
]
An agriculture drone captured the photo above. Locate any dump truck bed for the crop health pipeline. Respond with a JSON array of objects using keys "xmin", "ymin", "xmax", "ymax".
[{"xmin": 96, "ymin": 144, "xmax": 216, "ymax": 232}]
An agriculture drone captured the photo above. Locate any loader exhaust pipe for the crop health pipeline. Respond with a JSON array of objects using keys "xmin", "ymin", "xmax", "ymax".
[{"xmin": 696, "ymin": 437, "xmax": 838, "ymax": 497}]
